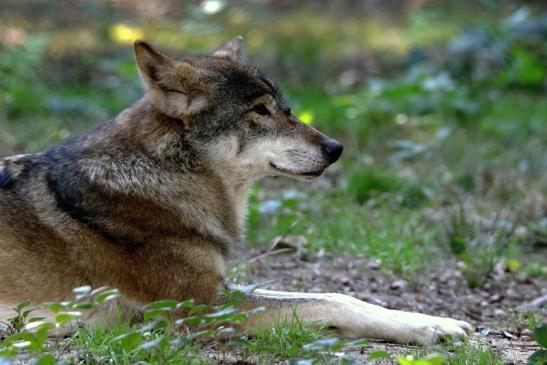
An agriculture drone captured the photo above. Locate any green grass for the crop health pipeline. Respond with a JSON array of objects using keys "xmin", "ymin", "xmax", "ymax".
[
  {"xmin": 71, "ymin": 326, "xmax": 209, "ymax": 365},
  {"xmin": 234, "ymin": 317, "xmax": 344, "ymax": 363},
  {"xmin": 248, "ymin": 191, "xmax": 440, "ymax": 278},
  {"xmin": 446, "ymin": 341, "xmax": 504, "ymax": 365},
  {"xmin": 0, "ymin": 292, "xmax": 367, "ymax": 364},
  {"xmin": 0, "ymin": 294, "xmax": 513, "ymax": 365},
  {"xmin": 67, "ymin": 319, "xmax": 366, "ymax": 364},
  {"xmin": 401, "ymin": 341, "xmax": 504, "ymax": 365}
]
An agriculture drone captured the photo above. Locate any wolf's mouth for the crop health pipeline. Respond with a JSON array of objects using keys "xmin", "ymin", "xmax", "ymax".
[{"xmin": 269, "ymin": 162, "xmax": 324, "ymax": 178}]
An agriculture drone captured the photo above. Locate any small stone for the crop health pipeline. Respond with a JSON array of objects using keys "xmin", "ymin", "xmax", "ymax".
[
  {"xmin": 390, "ymin": 280, "xmax": 407, "ymax": 290},
  {"xmin": 506, "ymin": 289, "xmax": 518, "ymax": 298},
  {"xmin": 493, "ymin": 309, "xmax": 506, "ymax": 317},
  {"xmin": 489, "ymin": 294, "xmax": 503, "ymax": 303},
  {"xmin": 368, "ymin": 260, "xmax": 382, "ymax": 270}
]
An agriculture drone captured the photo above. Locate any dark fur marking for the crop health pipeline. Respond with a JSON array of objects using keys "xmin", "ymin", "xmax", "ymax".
[
  {"xmin": 0, "ymin": 166, "xmax": 14, "ymax": 189},
  {"xmin": 147, "ymin": 64, "xmax": 158, "ymax": 82},
  {"xmin": 236, "ymin": 138, "xmax": 244, "ymax": 155},
  {"xmin": 18, "ymin": 159, "xmax": 42, "ymax": 180},
  {"xmin": 45, "ymin": 171, "xmax": 143, "ymax": 251},
  {"xmin": 223, "ymin": 69, "xmax": 268, "ymax": 101}
]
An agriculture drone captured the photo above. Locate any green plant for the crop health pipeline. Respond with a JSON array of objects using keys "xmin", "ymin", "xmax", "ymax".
[
  {"xmin": 0, "ymin": 35, "xmax": 49, "ymax": 118},
  {"xmin": 398, "ymin": 354, "xmax": 445, "ymax": 365},
  {"xmin": 528, "ymin": 324, "xmax": 547, "ymax": 365},
  {"xmin": 446, "ymin": 340, "xmax": 503, "ymax": 365},
  {"xmin": 0, "ymin": 286, "xmax": 262, "ymax": 364},
  {"xmin": 397, "ymin": 340, "xmax": 503, "ymax": 365},
  {"xmin": 0, "ymin": 286, "xmax": 372, "ymax": 364},
  {"xmin": 0, "ymin": 301, "xmax": 36, "ymax": 338},
  {"xmin": 443, "ymin": 206, "xmax": 517, "ymax": 288},
  {"xmin": 347, "ymin": 169, "xmax": 404, "ymax": 204},
  {"xmin": 0, "ymin": 287, "xmax": 121, "ymax": 361}
]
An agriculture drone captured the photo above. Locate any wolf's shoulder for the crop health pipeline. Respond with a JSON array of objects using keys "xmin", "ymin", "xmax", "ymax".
[{"xmin": 0, "ymin": 153, "xmax": 51, "ymax": 190}]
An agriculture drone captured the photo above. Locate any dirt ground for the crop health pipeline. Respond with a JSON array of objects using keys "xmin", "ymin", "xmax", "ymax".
[{"xmin": 227, "ymin": 245, "xmax": 547, "ymax": 364}]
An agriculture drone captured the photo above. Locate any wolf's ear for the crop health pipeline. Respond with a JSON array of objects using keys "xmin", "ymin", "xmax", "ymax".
[
  {"xmin": 212, "ymin": 36, "xmax": 247, "ymax": 64},
  {"xmin": 134, "ymin": 40, "xmax": 177, "ymax": 88},
  {"xmin": 134, "ymin": 40, "xmax": 208, "ymax": 117}
]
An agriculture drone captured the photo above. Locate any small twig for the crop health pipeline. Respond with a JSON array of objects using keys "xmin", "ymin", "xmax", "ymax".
[
  {"xmin": 246, "ymin": 248, "xmax": 296, "ymax": 265},
  {"xmin": 519, "ymin": 294, "xmax": 547, "ymax": 311}
]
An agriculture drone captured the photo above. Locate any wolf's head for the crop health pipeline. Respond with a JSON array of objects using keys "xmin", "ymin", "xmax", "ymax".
[{"xmin": 134, "ymin": 37, "xmax": 342, "ymax": 184}]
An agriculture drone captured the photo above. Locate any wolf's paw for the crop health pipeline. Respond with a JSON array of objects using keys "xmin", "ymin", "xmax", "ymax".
[
  {"xmin": 318, "ymin": 293, "xmax": 474, "ymax": 345},
  {"xmin": 408, "ymin": 316, "xmax": 474, "ymax": 345}
]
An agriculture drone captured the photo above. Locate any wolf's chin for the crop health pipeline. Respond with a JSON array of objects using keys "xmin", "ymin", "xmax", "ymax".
[{"xmin": 269, "ymin": 162, "xmax": 324, "ymax": 180}]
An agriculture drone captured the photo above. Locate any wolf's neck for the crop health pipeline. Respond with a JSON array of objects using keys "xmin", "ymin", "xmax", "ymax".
[
  {"xmin": 231, "ymin": 181, "xmax": 252, "ymax": 236},
  {"xmin": 70, "ymin": 98, "xmax": 247, "ymax": 252}
]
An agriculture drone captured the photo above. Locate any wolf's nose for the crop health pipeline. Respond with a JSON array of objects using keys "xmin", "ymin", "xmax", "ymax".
[{"xmin": 321, "ymin": 139, "xmax": 343, "ymax": 163}]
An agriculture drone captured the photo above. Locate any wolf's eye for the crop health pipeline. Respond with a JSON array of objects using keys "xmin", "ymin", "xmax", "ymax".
[
  {"xmin": 252, "ymin": 104, "xmax": 270, "ymax": 116},
  {"xmin": 165, "ymin": 88, "xmax": 185, "ymax": 95}
]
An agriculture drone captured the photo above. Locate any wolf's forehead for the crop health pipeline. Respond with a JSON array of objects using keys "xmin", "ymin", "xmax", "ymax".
[
  {"xmin": 223, "ymin": 69, "xmax": 275, "ymax": 94},
  {"xmin": 183, "ymin": 55, "xmax": 283, "ymax": 102},
  {"xmin": 223, "ymin": 68, "xmax": 287, "ymax": 107}
]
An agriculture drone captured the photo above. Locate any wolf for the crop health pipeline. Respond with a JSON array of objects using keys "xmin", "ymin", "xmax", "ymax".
[{"xmin": 0, "ymin": 37, "xmax": 472, "ymax": 344}]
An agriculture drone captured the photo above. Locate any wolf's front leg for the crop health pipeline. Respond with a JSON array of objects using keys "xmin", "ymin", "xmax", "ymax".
[{"xmin": 239, "ymin": 288, "xmax": 473, "ymax": 345}]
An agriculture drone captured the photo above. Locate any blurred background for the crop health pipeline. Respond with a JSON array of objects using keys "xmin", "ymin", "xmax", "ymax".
[{"xmin": 0, "ymin": 1, "xmax": 546, "ymax": 287}]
